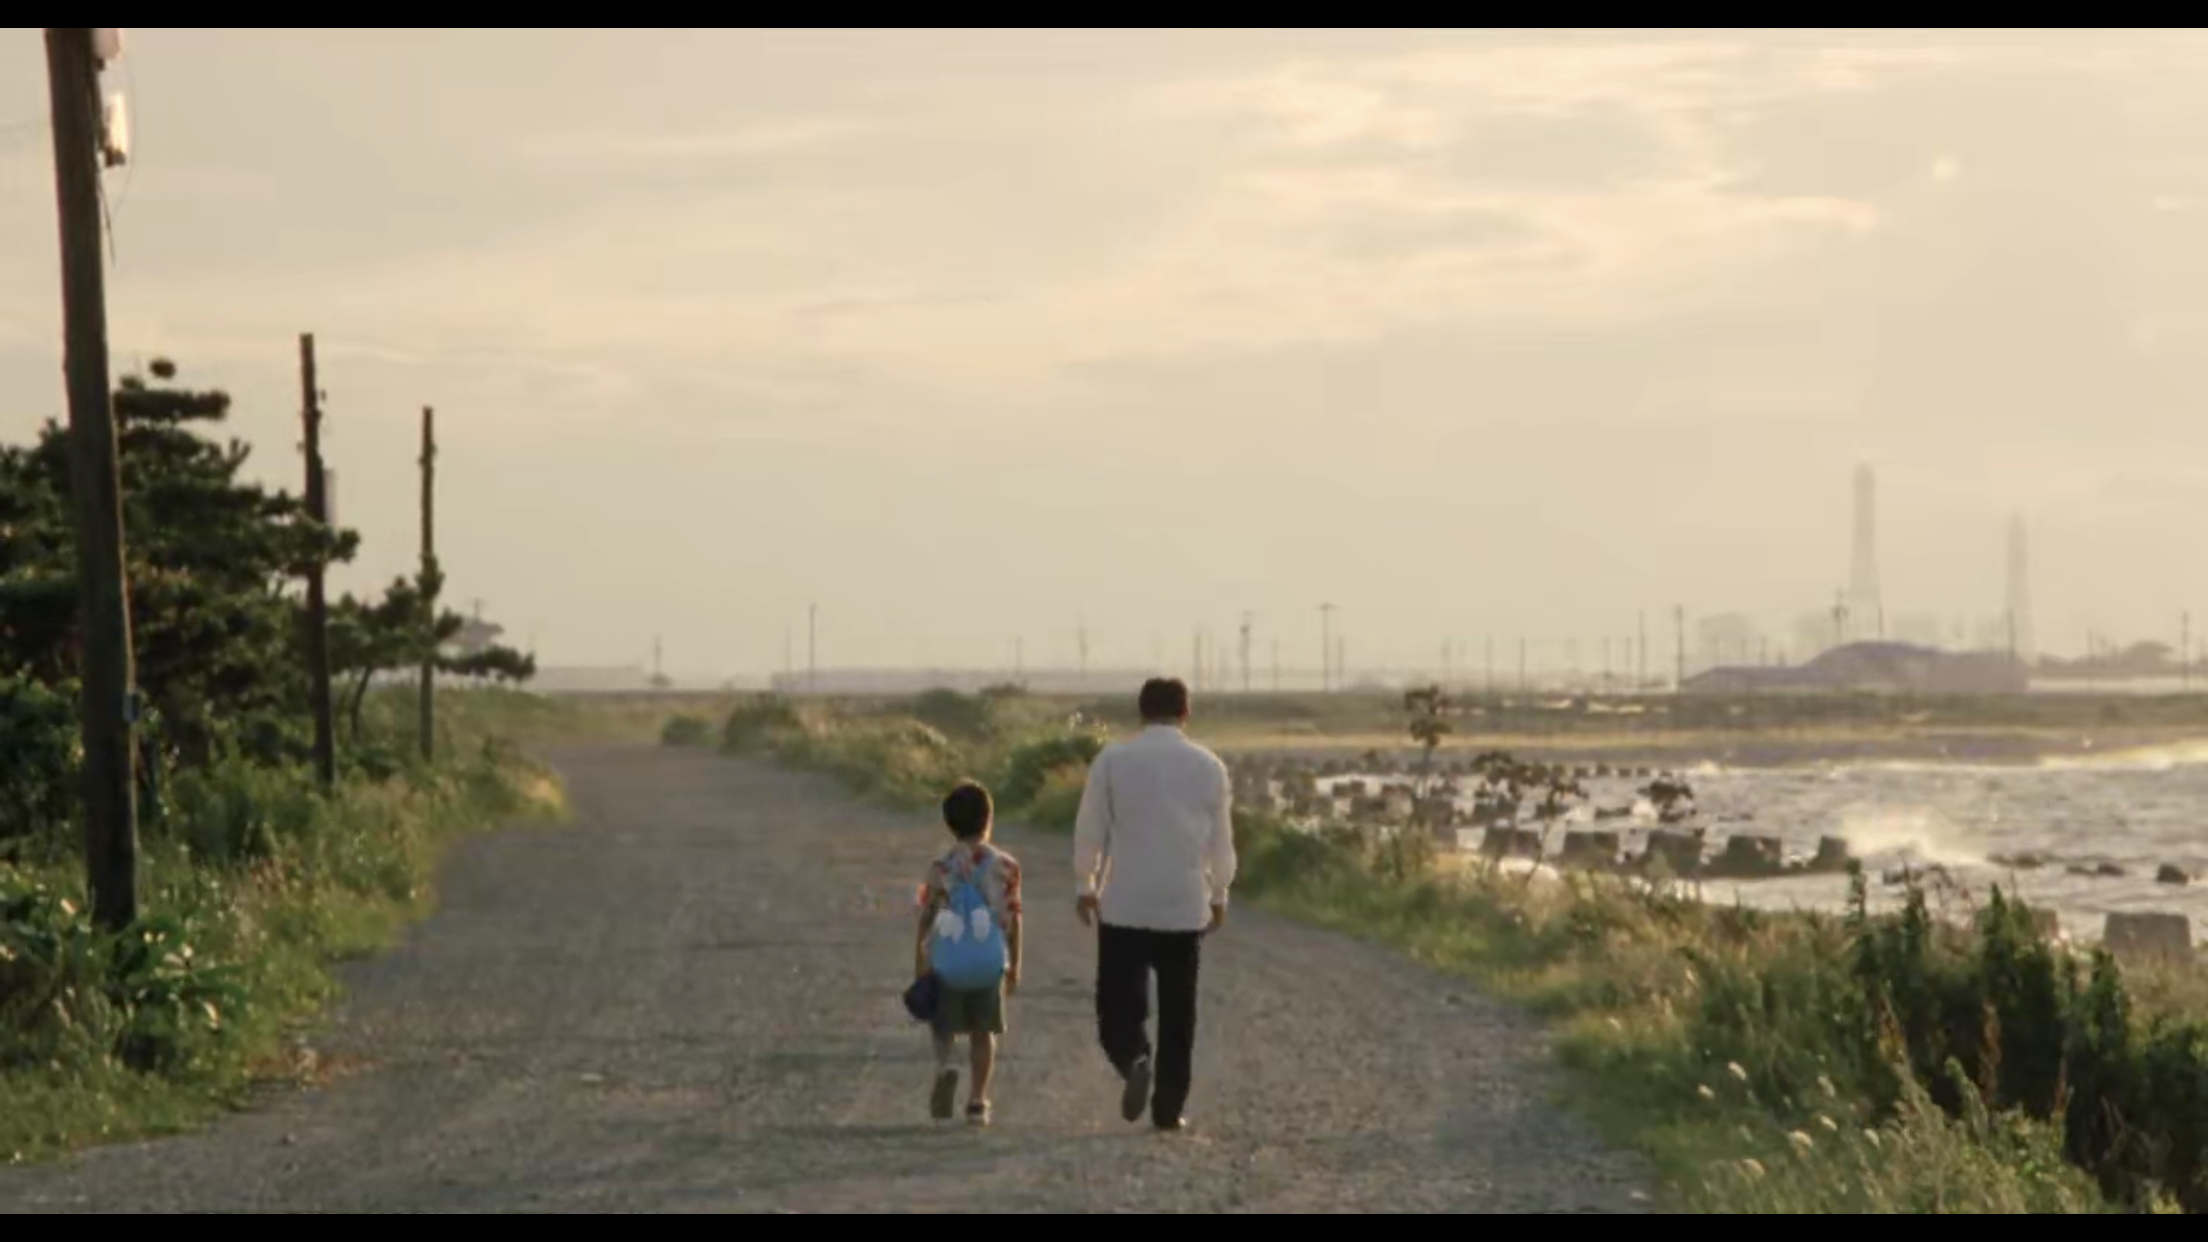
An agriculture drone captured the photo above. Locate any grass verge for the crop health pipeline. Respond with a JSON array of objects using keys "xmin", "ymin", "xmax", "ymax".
[
  {"xmin": 722, "ymin": 690, "xmax": 2206, "ymax": 1214},
  {"xmin": 0, "ymin": 692, "xmax": 590, "ymax": 1163}
]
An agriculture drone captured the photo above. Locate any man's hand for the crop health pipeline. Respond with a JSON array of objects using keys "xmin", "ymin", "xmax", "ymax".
[
  {"xmin": 1207, "ymin": 904, "xmax": 1227, "ymax": 935},
  {"xmin": 1076, "ymin": 894, "xmax": 1100, "ymax": 928},
  {"xmin": 1005, "ymin": 968, "xmax": 1021, "ymax": 997}
]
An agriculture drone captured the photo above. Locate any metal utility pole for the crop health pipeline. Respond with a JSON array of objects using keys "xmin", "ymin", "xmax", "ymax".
[
  {"xmin": 1485, "ymin": 636, "xmax": 1495, "ymax": 694},
  {"xmin": 1271, "ymin": 638, "xmax": 1281, "ymax": 692},
  {"xmin": 1319, "ymin": 603, "xmax": 1336, "ymax": 693},
  {"xmin": 1014, "ymin": 636, "xmax": 1024, "ymax": 683},
  {"xmin": 1673, "ymin": 605, "xmax": 1686, "ymax": 690},
  {"xmin": 1519, "ymin": 637, "xmax": 1528, "ymax": 694},
  {"xmin": 1637, "ymin": 610, "xmax": 1648, "ymax": 692},
  {"xmin": 2185, "ymin": 612, "xmax": 2193, "ymax": 694},
  {"xmin": 1077, "ymin": 616, "xmax": 1089, "ymax": 678},
  {"xmin": 46, "ymin": 28, "xmax": 136, "ymax": 930},
  {"xmin": 1239, "ymin": 612, "xmax": 1253, "ymax": 694},
  {"xmin": 418, "ymin": 406, "xmax": 436, "ymax": 763},
  {"xmin": 299, "ymin": 333, "xmax": 335, "ymax": 790},
  {"xmin": 808, "ymin": 603, "xmax": 817, "ymax": 695}
]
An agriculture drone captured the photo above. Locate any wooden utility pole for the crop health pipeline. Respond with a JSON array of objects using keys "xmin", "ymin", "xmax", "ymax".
[
  {"xmin": 46, "ymin": 28, "xmax": 137, "ymax": 930},
  {"xmin": 300, "ymin": 334, "xmax": 336, "ymax": 791},
  {"xmin": 418, "ymin": 406, "xmax": 436, "ymax": 763}
]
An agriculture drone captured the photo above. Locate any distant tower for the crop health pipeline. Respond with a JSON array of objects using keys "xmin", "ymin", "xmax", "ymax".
[
  {"xmin": 2006, "ymin": 514, "xmax": 2034, "ymax": 663},
  {"xmin": 1848, "ymin": 465, "xmax": 1883, "ymax": 642}
]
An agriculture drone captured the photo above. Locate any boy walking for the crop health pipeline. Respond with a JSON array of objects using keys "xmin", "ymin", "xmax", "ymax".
[{"xmin": 915, "ymin": 781, "xmax": 1023, "ymax": 1127}]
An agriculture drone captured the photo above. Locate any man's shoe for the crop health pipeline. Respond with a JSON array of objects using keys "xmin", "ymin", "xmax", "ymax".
[
  {"xmin": 1120, "ymin": 1057, "xmax": 1152, "ymax": 1124},
  {"xmin": 1153, "ymin": 1116, "xmax": 1187, "ymax": 1134},
  {"xmin": 930, "ymin": 1069, "xmax": 959, "ymax": 1123}
]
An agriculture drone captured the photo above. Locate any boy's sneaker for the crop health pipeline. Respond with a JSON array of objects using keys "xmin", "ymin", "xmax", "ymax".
[
  {"xmin": 930, "ymin": 1069, "xmax": 959, "ymax": 1123},
  {"xmin": 1120, "ymin": 1057, "xmax": 1152, "ymax": 1123},
  {"xmin": 966, "ymin": 1101, "xmax": 992, "ymax": 1129}
]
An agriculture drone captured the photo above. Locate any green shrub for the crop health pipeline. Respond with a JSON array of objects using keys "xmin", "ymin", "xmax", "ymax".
[
  {"xmin": 0, "ymin": 869, "xmax": 243, "ymax": 1079},
  {"xmin": 722, "ymin": 695, "xmax": 802, "ymax": 753},
  {"xmin": 1018, "ymin": 763, "xmax": 1089, "ymax": 831},
  {"xmin": 0, "ymin": 674, "xmax": 79, "ymax": 847},
  {"xmin": 660, "ymin": 714, "xmax": 712, "ymax": 747},
  {"xmin": 998, "ymin": 727, "xmax": 1107, "ymax": 812},
  {"xmin": 909, "ymin": 689, "xmax": 999, "ymax": 741}
]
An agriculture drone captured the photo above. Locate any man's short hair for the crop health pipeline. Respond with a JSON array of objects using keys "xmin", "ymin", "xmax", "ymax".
[
  {"xmin": 1138, "ymin": 677, "xmax": 1191, "ymax": 723},
  {"xmin": 942, "ymin": 781, "xmax": 993, "ymax": 840}
]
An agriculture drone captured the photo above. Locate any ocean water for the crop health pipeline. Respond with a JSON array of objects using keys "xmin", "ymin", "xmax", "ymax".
[{"xmin": 1304, "ymin": 740, "xmax": 2208, "ymax": 946}]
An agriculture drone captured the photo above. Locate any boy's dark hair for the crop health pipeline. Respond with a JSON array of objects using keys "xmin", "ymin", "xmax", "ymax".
[
  {"xmin": 942, "ymin": 781, "xmax": 993, "ymax": 840},
  {"xmin": 1139, "ymin": 677, "xmax": 1191, "ymax": 723}
]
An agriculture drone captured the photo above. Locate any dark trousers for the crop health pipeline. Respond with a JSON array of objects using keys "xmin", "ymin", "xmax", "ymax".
[{"xmin": 1096, "ymin": 923, "xmax": 1203, "ymax": 1124}]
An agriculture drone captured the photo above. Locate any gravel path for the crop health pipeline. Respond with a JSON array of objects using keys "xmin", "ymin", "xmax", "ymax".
[{"xmin": 0, "ymin": 745, "xmax": 1649, "ymax": 1213}]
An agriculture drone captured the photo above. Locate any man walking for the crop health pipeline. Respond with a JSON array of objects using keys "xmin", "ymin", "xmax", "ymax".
[{"xmin": 1073, "ymin": 677, "xmax": 1237, "ymax": 1132}]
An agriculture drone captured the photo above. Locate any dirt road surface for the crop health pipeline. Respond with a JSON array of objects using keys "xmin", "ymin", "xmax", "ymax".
[{"xmin": 0, "ymin": 746, "xmax": 1649, "ymax": 1213}]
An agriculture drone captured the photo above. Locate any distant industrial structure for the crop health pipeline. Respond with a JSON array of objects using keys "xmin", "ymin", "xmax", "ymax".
[
  {"xmin": 2007, "ymin": 513, "xmax": 2034, "ymax": 663},
  {"xmin": 1683, "ymin": 641, "xmax": 2028, "ymax": 696}
]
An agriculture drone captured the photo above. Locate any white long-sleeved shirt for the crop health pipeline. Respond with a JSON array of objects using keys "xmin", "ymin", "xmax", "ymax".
[{"xmin": 1072, "ymin": 724, "xmax": 1237, "ymax": 933}]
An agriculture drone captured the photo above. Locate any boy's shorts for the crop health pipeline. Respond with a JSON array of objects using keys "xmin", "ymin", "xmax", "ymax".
[{"xmin": 933, "ymin": 982, "xmax": 1006, "ymax": 1036}]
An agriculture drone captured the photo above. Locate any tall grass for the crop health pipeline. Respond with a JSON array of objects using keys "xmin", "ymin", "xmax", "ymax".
[
  {"xmin": 727, "ymin": 691, "xmax": 2208, "ymax": 1214},
  {"xmin": 0, "ymin": 693, "xmax": 579, "ymax": 1161}
]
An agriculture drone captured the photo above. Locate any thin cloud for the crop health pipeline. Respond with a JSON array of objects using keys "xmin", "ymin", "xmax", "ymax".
[{"xmin": 523, "ymin": 117, "xmax": 877, "ymax": 162}]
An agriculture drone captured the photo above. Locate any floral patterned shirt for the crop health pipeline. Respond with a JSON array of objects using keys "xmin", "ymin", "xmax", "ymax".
[{"xmin": 921, "ymin": 842, "xmax": 1022, "ymax": 929}]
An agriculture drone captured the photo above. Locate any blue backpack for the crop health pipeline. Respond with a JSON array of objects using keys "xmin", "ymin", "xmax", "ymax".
[{"xmin": 929, "ymin": 854, "xmax": 1008, "ymax": 991}]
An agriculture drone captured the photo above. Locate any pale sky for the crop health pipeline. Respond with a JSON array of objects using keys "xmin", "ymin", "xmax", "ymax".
[{"xmin": 6, "ymin": 29, "xmax": 2208, "ymax": 679}]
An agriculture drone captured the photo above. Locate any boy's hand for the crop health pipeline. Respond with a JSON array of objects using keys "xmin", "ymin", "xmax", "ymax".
[
  {"xmin": 1207, "ymin": 904, "xmax": 1227, "ymax": 934},
  {"xmin": 1005, "ymin": 968, "xmax": 1021, "ymax": 996},
  {"xmin": 1075, "ymin": 894, "xmax": 1100, "ymax": 928}
]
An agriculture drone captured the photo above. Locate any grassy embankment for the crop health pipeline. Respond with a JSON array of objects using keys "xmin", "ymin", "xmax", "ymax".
[
  {"xmin": 868, "ymin": 688, "xmax": 2208, "ymax": 767},
  {"xmin": 702, "ymin": 690, "xmax": 2206, "ymax": 1214},
  {"xmin": 0, "ymin": 689, "xmax": 680, "ymax": 1162}
]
